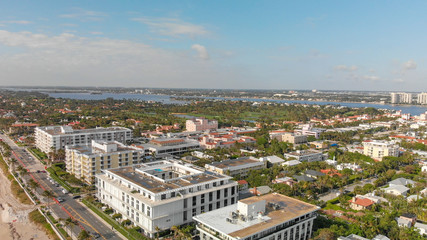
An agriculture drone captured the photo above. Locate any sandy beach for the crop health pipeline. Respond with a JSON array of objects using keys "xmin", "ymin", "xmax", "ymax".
[{"xmin": 0, "ymin": 167, "xmax": 51, "ymax": 240}]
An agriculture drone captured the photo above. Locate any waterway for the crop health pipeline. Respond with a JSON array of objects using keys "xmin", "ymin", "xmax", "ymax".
[
  {"xmin": 44, "ymin": 92, "xmax": 427, "ymax": 116},
  {"xmin": 4, "ymin": 88, "xmax": 427, "ymax": 116}
]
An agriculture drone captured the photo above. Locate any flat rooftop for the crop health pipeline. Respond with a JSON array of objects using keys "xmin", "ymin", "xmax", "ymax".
[
  {"xmin": 66, "ymin": 141, "xmax": 140, "ymax": 155},
  {"xmin": 285, "ymin": 150, "xmax": 321, "ymax": 156},
  {"xmin": 209, "ymin": 157, "xmax": 261, "ymax": 169},
  {"xmin": 138, "ymin": 140, "xmax": 199, "ymax": 151},
  {"xmin": 39, "ymin": 126, "xmax": 130, "ymax": 135},
  {"xmin": 107, "ymin": 161, "xmax": 226, "ymax": 193},
  {"xmin": 194, "ymin": 193, "xmax": 319, "ymax": 239}
]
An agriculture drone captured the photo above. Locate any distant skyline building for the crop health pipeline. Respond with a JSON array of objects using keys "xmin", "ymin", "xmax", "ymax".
[
  {"xmin": 417, "ymin": 92, "xmax": 427, "ymax": 104},
  {"xmin": 390, "ymin": 92, "xmax": 412, "ymax": 104}
]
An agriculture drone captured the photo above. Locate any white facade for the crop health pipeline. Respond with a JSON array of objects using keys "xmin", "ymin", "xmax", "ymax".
[
  {"xmin": 193, "ymin": 193, "xmax": 319, "ymax": 240},
  {"xmin": 417, "ymin": 93, "xmax": 427, "ymax": 104},
  {"xmin": 283, "ymin": 150, "xmax": 325, "ymax": 162},
  {"xmin": 363, "ymin": 140, "xmax": 399, "ymax": 160},
  {"xmin": 35, "ymin": 126, "xmax": 132, "ymax": 153},
  {"xmin": 96, "ymin": 160, "xmax": 237, "ymax": 238},
  {"xmin": 391, "ymin": 92, "xmax": 412, "ymax": 104},
  {"xmin": 138, "ymin": 138, "xmax": 200, "ymax": 156}
]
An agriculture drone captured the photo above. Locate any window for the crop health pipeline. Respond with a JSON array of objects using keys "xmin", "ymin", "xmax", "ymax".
[
  {"xmin": 217, "ymin": 190, "xmax": 221, "ymax": 199},
  {"xmin": 231, "ymin": 186, "xmax": 235, "ymax": 195},
  {"xmin": 209, "ymin": 204, "xmax": 212, "ymax": 211},
  {"xmin": 201, "ymin": 194, "xmax": 205, "ymax": 204},
  {"xmin": 161, "ymin": 194, "xmax": 166, "ymax": 200},
  {"xmin": 216, "ymin": 201, "xmax": 220, "ymax": 209},
  {"xmin": 201, "ymin": 206, "xmax": 205, "ymax": 213},
  {"xmin": 224, "ymin": 199, "xmax": 228, "ymax": 206},
  {"xmin": 183, "ymin": 211, "xmax": 187, "ymax": 221},
  {"xmin": 192, "ymin": 196, "xmax": 197, "ymax": 206},
  {"xmin": 209, "ymin": 192, "xmax": 213, "ymax": 202},
  {"xmin": 184, "ymin": 199, "xmax": 188, "ymax": 208},
  {"xmin": 224, "ymin": 188, "xmax": 228, "ymax": 198},
  {"xmin": 192, "ymin": 208, "xmax": 197, "ymax": 216}
]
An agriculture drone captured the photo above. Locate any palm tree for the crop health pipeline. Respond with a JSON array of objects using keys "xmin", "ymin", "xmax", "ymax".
[
  {"xmin": 8, "ymin": 158, "xmax": 17, "ymax": 171},
  {"xmin": 16, "ymin": 165, "xmax": 28, "ymax": 176},
  {"xmin": 28, "ymin": 179, "xmax": 39, "ymax": 192},
  {"xmin": 171, "ymin": 225, "xmax": 180, "ymax": 239},
  {"xmin": 64, "ymin": 217, "xmax": 78, "ymax": 238},
  {"xmin": 42, "ymin": 190, "xmax": 55, "ymax": 208},
  {"xmin": 154, "ymin": 226, "xmax": 161, "ymax": 240}
]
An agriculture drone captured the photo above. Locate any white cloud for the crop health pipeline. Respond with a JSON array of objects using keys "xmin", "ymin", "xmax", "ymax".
[
  {"xmin": 191, "ymin": 44, "xmax": 209, "ymax": 60},
  {"xmin": 403, "ymin": 60, "xmax": 417, "ymax": 70},
  {"xmin": 0, "ymin": 30, "xmax": 244, "ymax": 88},
  {"xmin": 1, "ymin": 20, "xmax": 32, "ymax": 25},
  {"xmin": 60, "ymin": 9, "xmax": 107, "ymax": 21},
  {"xmin": 90, "ymin": 32, "xmax": 103, "ymax": 35},
  {"xmin": 363, "ymin": 75, "xmax": 380, "ymax": 81},
  {"xmin": 393, "ymin": 78, "xmax": 405, "ymax": 83},
  {"xmin": 132, "ymin": 17, "xmax": 209, "ymax": 38},
  {"xmin": 334, "ymin": 65, "xmax": 358, "ymax": 71}
]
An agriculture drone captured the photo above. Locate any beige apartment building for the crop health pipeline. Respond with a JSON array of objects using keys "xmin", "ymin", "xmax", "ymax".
[
  {"xmin": 282, "ymin": 132, "xmax": 308, "ymax": 144},
  {"xmin": 66, "ymin": 140, "xmax": 148, "ymax": 183},
  {"xmin": 363, "ymin": 140, "xmax": 399, "ymax": 160},
  {"xmin": 186, "ymin": 118, "xmax": 218, "ymax": 132}
]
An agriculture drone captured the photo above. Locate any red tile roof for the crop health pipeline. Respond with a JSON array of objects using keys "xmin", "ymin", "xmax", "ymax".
[{"xmin": 350, "ymin": 197, "xmax": 374, "ymax": 207}]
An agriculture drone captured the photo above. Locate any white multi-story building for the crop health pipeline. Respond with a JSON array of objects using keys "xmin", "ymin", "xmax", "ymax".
[
  {"xmin": 65, "ymin": 140, "xmax": 148, "ymax": 183},
  {"xmin": 35, "ymin": 126, "xmax": 132, "ymax": 153},
  {"xmin": 363, "ymin": 140, "xmax": 399, "ymax": 160},
  {"xmin": 186, "ymin": 118, "xmax": 218, "ymax": 132},
  {"xmin": 137, "ymin": 138, "xmax": 200, "ymax": 156},
  {"xmin": 417, "ymin": 92, "xmax": 427, "ymax": 104},
  {"xmin": 96, "ymin": 160, "xmax": 238, "ymax": 238},
  {"xmin": 284, "ymin": 150, "xmax": 325, "ymax": 162},
  {"xmin": 391, "ymin": 92, "xmax": 412, "ymax": 104},
  {"xmin": 193, "ymin": 193, "xmax": 319, "ymax": 240}
]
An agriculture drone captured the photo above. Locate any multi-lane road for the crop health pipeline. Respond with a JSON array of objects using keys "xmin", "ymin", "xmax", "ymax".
[{"xmin": 1, "ymin": 134, "xmax": 123, "ymax": 240}]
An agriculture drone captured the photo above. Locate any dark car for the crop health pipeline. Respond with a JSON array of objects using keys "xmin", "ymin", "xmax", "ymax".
[{"xmin": 90, "ymin": 232, "xmax": 101, "ymax": 239}]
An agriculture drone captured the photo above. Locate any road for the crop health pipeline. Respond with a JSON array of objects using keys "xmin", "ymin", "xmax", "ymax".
[
  {"xmin": 1, "ymin": 134, "xmax": 123, "ymax": 240},
  {"xmin": 319, "ymin": 178, "xmax": 377, "ymax": 202}
]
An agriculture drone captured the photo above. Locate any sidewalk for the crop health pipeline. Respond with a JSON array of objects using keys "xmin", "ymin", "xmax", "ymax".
[{"xmin": 75, "ymin": 199, "xmax": 127, "ymax": 240}]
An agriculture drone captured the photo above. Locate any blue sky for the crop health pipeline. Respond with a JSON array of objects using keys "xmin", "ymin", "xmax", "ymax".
[{"xmin": 0, "ymin": 1, "xmax": 426, "ymax": 91}]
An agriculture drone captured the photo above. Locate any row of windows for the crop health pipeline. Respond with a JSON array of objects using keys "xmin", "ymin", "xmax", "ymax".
[{"xmin": 183, "ymin": 187, "xmax": 237, "ymax": 208}]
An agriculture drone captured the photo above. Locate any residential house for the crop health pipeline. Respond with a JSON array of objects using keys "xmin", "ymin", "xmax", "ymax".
[
  {"xmin": 349, "ymin": 197, "xmax": 375, "ymax": 211},
  {"xmin": 304, "ymin": 170, "xmax": 325, "ymax": 179}
]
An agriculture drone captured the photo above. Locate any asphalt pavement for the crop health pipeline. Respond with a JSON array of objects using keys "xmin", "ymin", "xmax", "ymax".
[{"xmin": 1, "ymin": 134, "xmax": 123, "ymax": 240}]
